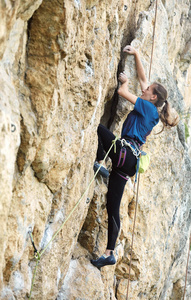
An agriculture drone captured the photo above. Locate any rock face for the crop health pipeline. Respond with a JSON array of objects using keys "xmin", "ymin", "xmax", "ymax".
[{"xmin": 0, "ymin": 0, "xmax": 191, "ymax": 299}]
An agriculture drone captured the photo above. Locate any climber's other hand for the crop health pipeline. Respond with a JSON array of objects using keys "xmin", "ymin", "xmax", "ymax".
[
  {"xmin": 118, "ymin": 72, "xmax": 128, "ymax": 84},
  {"xmin": 123, "ymin": 45, "xmax": 137, "ymax": 55}
]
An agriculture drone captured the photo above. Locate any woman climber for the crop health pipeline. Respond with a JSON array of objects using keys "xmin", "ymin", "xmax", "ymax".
[{"xmin": 91, "ymin": 45, "xmax": 179, "ymax": 269}]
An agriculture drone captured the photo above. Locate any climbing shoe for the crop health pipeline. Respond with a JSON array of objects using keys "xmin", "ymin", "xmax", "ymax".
[
  {"xmin": 91, "ymin": 251, "xmax": 116, "ymax": 269},
  {"xmin": 93, "ymin": 162, "xmax": 109, "ymax": 178}
]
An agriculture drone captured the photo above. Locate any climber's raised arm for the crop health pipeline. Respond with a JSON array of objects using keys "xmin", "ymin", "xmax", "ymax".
[
  {"xmin": 117, "ymin": 72, "xmax": 137, "ymax": 105},
  {"xmin": 123, "ymin": 45, "xmax": 148, "ymax": 91}
]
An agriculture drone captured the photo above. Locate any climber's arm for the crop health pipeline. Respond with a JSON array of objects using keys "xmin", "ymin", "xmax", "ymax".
[
  {"xmin": 118, "ymin": 73, "xmax": 137, "ymax": 105},
  {"xmin": 123, "ymin": 45, "xmax": 148, "ymax": 91}
]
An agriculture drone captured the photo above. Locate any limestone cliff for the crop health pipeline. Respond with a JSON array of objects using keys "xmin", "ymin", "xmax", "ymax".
[{"xmin": 0, "ymin": 0, "xmax": 191, "ymax": 299}]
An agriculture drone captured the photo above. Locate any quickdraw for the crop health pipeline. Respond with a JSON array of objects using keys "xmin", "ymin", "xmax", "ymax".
[{"xmin": 120, "ymin": 138, "xmax": 141, "ymax": 159}]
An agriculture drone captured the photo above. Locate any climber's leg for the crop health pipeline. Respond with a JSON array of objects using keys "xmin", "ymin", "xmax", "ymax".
[
  {"xmin": 91, "ymin": 170, "xmax": 127, "ymax": 269},
  {"xmin": 106, "ymin": 169, "xmax": 127, "ymax": 250}
]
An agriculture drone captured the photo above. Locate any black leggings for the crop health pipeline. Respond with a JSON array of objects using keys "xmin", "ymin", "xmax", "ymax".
[{"xmin": 97, "ymin": 124, "xmax": 137, "ymax": 250}]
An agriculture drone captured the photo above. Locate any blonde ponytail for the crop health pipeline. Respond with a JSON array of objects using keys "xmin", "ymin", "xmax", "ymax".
[{"xmin": 159, "ymin": 100, "xmax": 179, "ymax": 128}]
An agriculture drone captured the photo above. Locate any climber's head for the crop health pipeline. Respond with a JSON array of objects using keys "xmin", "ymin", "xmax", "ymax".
[
  {"xmin": 141, "ymin": 82, "xmax": 168, "ymax": 105},
  {"xmin": 141, "ymin": 82, "xmax": 168, "ymax": 104},
  {"xmin": 141, "ymin": 82, "xmax": 179, "ymax": 129},
  {"xmin": 141, "ymin": 84, "xmax": 158, "ymax": 102},
  {"xmin": 152, "ymin": 82, "xmax": 168, "ymax": 107}
]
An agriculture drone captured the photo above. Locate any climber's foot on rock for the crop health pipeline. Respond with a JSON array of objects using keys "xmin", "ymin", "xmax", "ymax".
[
  {"xmin": 91, "ymin": 251, "xmax": 116, "ymax": 269},
  {"xmin": 93, "ymin": 162, "xmax": 109, "ymax": 178}
]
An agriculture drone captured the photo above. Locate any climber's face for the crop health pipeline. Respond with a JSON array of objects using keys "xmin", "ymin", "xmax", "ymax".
[{"xmin": 141, "ymin": 84, "xmax": 157, "ymax": 103}]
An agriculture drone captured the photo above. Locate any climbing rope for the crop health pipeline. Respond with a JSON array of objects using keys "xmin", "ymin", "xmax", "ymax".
[
  {"xmin": 126, "ymin": 1, "xmax": 158, "ymax": 299},
  {"xmin": 149, "ymin": 0, "xmax": 158, "ymax": 82},
  {"xmin": 183, "ymin": 234, "xmax": 191, "ymax": 300},
  {"xmin": 29, "ymin": 259, "xmax": 40, "ymax": 299},
  {"xmin": 28, "ymin": 136, "xmax": 118, "ymax": 299}
]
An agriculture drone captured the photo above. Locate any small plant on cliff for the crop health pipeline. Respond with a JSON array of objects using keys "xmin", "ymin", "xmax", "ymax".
[
  {"xmin": 180, "ymin": 109, "xmax": 190, "ymax": 143},
  {"xmin": 184, "ymin": 122, "xmax": 190, "ymax": 142}
]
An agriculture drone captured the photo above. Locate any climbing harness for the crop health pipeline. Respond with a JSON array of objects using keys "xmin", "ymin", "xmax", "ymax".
[
  {"xmin": 116, "ymin": 138, "xmax": 150, "ymax": 183},
  {"xmin": 114, "ymin": 167, "xmax": 130, "ymax": 181},
  {"xmin": 113, "ymin": 137, "xmax": 141, "ymax": 182},
  {"xmin": 120, "ymin": 138, "xmax": 141, "ymax": 160},
  {"xmin": 116, "ymin": 146, "xmax": 127, "ymax": 168},
  {"xmin": 28, "ymin": 136, "xmax": 118, "ymax": 299}
]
